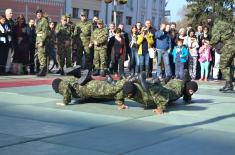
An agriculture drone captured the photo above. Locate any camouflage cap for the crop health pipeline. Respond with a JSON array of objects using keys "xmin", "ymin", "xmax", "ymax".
[
  {"xmin": 97, "ymin": 19, "xmax": 104, "ymax": 25},
  {"xmin": 80, "ymin": 11, "xmax": 87, "ymax": 16},
  {"xmin": 61, "ymin": 15, "xmax": 67, "ymax": 20}
]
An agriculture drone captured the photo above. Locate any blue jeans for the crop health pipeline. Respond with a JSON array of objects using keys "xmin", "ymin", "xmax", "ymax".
[
  {"xmin": 130, "ymin": 47, "xmax": 140, "ymax": 73},
  {"xmin": 175, "ymin": 61, "xmax": 185, "ymax": 79},
  {"xmin": 200, "ymin": 61, "xmax": 210, "ymax": 78},
  {"xmin": 155, "ymin": 49, "xmax": 171, "ymax": 78},
  {"xmin": 139, "ymin": 52, "xmax": 149, "ymax": 72}
]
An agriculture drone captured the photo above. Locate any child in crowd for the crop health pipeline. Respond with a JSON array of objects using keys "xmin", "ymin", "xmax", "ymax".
[
  {"xmin": 188, "ymin": 36, "xmax": 199, "ymax": 79},
  {"xmin": 198, "ymin": 39, "xmax": 212, "ymax": 81},
  {"xmin": 172, "ymin": 39, "xmax": 188, "ymax": 79}
]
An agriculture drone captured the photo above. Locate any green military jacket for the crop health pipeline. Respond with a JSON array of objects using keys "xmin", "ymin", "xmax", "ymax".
[
  {"xmin": 131, "ymin": 79, "xmax": 184, "ymax": 110},
  {"xmin": 58, "ymin": 77, "xmax": 126, "ymax": 105},
  {"xmin": 91, "ymin": 27, "xmax": 108, "ymax": 47},
  {"xmin": 55, "ymin": 23, "xmax": 71, "ymax": 43},
  {"xmin": 36, "ymin": 17, "xmax": 49, "ymax": 45},
  {"xmin": 74, "ymin": 20, "xmax": 93, "ymax": 46}
]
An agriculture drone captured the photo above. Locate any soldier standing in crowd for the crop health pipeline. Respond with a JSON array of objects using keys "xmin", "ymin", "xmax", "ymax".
[
  {"xmin": 55, "ymin": 15, "xmax": 72, "ymax": 75},
  {"xmin": 35, "ymin": 9, "xmax": 49, "ymax": 76},
  {"xmin": 90, "ymin": 19, "xmax": 108, "ymax": 77},
  {"xmin": 66, "ymin": 14, "xmax": 76, "ymax": 65},
  {"xmin": 211, "ymin": 20, "xmax": 235, "ymax": 92},
  {"xmin": 5, "ymin": 8, "xmax": 15, "ymax": 74},
  {"xmin": 74, "ymin": 11, "xmax": 93, "ymax": 70}
]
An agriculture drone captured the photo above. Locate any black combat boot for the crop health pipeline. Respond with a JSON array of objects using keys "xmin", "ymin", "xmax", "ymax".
[
  {"xmin": 219, "ymin": 81, "xmax": 234, "ymax": 92},
  {"xmin": 37, "ymin": 67, "xmax": 47, "ymax": 77},
  {"xmin": 100, "ymin": 69, "xmax": 106, "ymax": 77},
  {"xmin": 92, "ymin": 69, "xmax": 99, "ymax": 76},
  {"xmin": 60, "ymin": 68, "xmax": 64, "ymax": 75},
  {"xmin": 138, "ymin": 71, "xmax": 148, "ymax": 92}
]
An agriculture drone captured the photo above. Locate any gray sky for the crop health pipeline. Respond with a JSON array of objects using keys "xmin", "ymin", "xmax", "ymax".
[{"xmin": 165, "ymin": 0, "xmax": 187, "ymax": 22}]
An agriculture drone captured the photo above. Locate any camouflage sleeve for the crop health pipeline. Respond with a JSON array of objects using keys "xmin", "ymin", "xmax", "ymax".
[
  {"xmin": 90, "ymin": 30, "xmax": 95, "ymax": 44},
  {"xmin": 40, "ymin": 18, "xmax": 49, "ymax": 43},
  {"xmin": 96, "ymin": 29, "xmax": 108, "ymax": 45},
  {"xmin": 150, "ymin": 89, "xmax": 169, "ymax": 111},
  {"xmin": 114, "ymin": 80, "xmax": 126, "ymax": 105},
  {"xmin": 114, "ymin": 91, "xmax": 125, "ymax": 105}
]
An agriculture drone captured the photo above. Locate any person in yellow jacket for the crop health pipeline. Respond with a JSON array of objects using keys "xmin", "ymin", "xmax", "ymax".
[{"xmin": 137, "ymin": 27, "xmax": 154, "ymax": 77}]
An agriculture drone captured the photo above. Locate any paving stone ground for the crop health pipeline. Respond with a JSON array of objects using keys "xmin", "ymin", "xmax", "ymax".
[{"xmin": 0, "ymin": 75, "xmax": 234, "ymax": 155}]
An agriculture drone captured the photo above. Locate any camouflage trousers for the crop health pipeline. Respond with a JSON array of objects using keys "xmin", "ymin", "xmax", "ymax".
[
  {"xmin": 93, "ymin": 47, "xmax": 107, "ymax": 70},
  {"xmin": 220, "ymin": 50, "xmax": 235, "ymax": 81},
  {"xmin": 57, "ymin": 45, "xmax": 72, "ymax": 68},
  {"xmin": 188, "ymin": 56, "xmax": 198, "ymax": 79},
  {"xmin": 37, "ymin": 45, "xmax": 47, "ymax": 69}
]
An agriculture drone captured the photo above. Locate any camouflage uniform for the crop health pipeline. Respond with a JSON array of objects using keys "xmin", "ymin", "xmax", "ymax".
[
  {"xmin": 91, "ymin": 22, "xmax": 108, "ymax": 70},
  {"xmin": 55, "ymin": 17, "xmax": 72, "ymax": 69},
  {"xmin": 130, "ymin": 79, "xmax": 185, "ymax": 111},
  {"xmin": 36, "ymin": 17, "xmax": 49, "ymax": 70},
  {"xmin": 74, "ymin": 19, "xmax": 93, "ymax": 69},
  {"xmin": 211, "ymin": 20, "xmax": 235, "ymax": 91},
  {"xmin": 58, "ymin": 77, "xmax": 126, "ymax": 105}
]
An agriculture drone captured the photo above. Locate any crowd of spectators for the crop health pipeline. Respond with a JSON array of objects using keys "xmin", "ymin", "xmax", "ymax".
[{"xmin": 0, "ymin": 8, "xmax": 226, "ymax": 82}]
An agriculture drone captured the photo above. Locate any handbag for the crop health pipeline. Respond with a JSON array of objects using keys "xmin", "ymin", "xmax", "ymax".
[{"xmin": 148, "ymin": 48, "xmax": 156, "ymax": 58}]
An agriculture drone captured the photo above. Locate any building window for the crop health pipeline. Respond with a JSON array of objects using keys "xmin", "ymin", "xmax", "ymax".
[
  {"xmin": 83, "ymin": 9, "xmax": 89, "ymax": 17},
  {"xmin": 93, "ymin": 10, "xmax": 99, "ymax": 17},
  {"xmin": 72, "ymin": 8, "xmax": 79, "ymax": 18},
  {"xmin": 152, "ymin": 17, "xmax": 156, "ymax": 27},
  {"xmin": 112, "ymin": 11, "xmax": 123, "ymax": 25},
  {"xmin": 153, "ymin": 0, "xmax": 156, "ymax": 9},
  {"xmin": 126, "ymin": 16, "xmax": 132, "ymax": 25}
]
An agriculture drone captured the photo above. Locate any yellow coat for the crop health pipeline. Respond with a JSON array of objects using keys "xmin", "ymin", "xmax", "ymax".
[{"xmin": 137, "ymin": 32, "xmax": 154, "ymax": 55}]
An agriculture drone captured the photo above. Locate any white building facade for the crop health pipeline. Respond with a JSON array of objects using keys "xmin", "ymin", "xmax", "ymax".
[{"xmin": 65, "ymin": 0, "xmax": 165, "ymax": 30}]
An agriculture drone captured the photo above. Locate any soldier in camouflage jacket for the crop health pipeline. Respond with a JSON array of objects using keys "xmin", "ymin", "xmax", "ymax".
[
  {"xmin": 211, "ymin": 20, "xmax": 235, "ymax": 92},
  {"xmin": 89, "ymin": 19, "xmax": 109, "ymax": 77}
]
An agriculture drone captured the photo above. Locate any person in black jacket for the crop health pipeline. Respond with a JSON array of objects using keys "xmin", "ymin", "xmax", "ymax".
[
  {"xmin": 26, "ymin": 19, "xmax": 36, "ymax": 74},
  {"xmin": 0, "ymin": 15, "xmax": 9, "ymax": 75}
]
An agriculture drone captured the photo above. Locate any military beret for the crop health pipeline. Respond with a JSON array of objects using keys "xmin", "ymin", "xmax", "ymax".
[
  {"xmin": 97, "ymin": 19, "xmax": 104, "ymax": 25},
  {"xmin": 36, "ymin": 9, "xmax": 43, "ymax": 14},
  {"xmin": 80, "ymin": 11, "xmax": 86, "ymax": 16}
]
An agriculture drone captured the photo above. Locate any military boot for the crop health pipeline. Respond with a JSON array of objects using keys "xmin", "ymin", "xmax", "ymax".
[
  {"xmin": 219, "ymin": 81, "xmax": 234, "ymax": 92},
  {"xmin": 60, "ymin": 68, "xmax": 64, "ymax": 75},
  {"xmin": 100, "ymin": 69, "xmax": 106, "ymax": 77},
  {"xmin": 92, "ymin": 69, "xmax": 99, "ymax": 76},
  {"xmin": 37, "ymin": 67, "xmax": 47, "ymax": 77}
]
